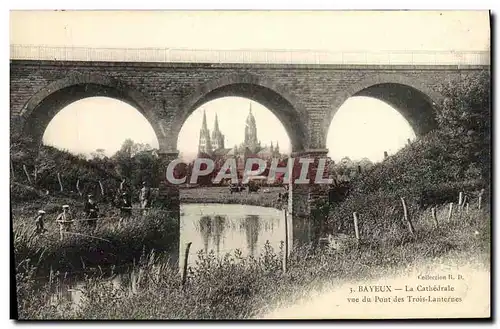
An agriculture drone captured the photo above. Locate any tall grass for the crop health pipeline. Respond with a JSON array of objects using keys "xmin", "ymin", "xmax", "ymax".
[
  {"xmin": 15, "ymin": 203, "xmax": 490, "ymax": 320},
  {"xmin": 13, "ymin": 209, "xmax": 179, "ymax": 276}
]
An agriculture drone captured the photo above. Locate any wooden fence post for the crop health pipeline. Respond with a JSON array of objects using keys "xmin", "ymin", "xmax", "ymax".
[
  {"xmin": 23, "ymin": 164, "xmax": 32, "ymax": 185},
  {"xmin": 98, "ymin": 180, "xmax": 105, "ymax": 197},
  {"xmin": 384, "ymin": 151, "xmax": 388, "ymax": 159},
  {"xmin": 181, "ymin": 242, "xmax": 192, "ymax": 287},
  {"xmin": 466, "ymin": 203, "xmax": 470, "ymax": 214},
  {"xmin": 447, "ymin": 203, "xmax": 453, "ymax": 221},
  {"xmin": 401, "ymin": 197, "xmax": 414, "ymax": 235},
  {"xmin": 76, "ymin": 179, "xmax": 82, "ymax": 196},
  {"xmin": 431, "ymin": 207, "xmax": 438, "ymax": 228},
  {"xmin": 57, "ymin": 173, "xmax": 64, "ymax": 192},
  {"xmin": 461, "ymin": 196, "xmax": 468, "ymax": 211},
  {"xmin": 478, "ymin": 189, "xmax": 484, "ymax": 210},
  {"xmin": 353, "ymin": 212, "xmax": 360, "ymax": 240},
  {"xmin": 282, "ymin": 208, "xmax": 288, "ymax": 273},
  {"xmin": 458, "ymin": 192, "xmax": 464, "ymax": 207}
]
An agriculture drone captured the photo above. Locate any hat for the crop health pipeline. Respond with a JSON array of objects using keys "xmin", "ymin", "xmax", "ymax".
[
  {"xmin": 87, "ymin": 194, "xmax": 93, "ymax": 197},
  {"xmin": 62, "ymin": 205, "xmax": 70, "ymax": 208},
  {"xmin": 38, "ymin": 210, "xmax": 46, "ymax": 214}
]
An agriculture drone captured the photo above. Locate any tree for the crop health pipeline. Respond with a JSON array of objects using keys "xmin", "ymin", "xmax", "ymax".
[
  {"xmin": 91, "ymin": 148, "xmax": 107, "ymax": 160},
  {"xmin": 436, "ymin": 70, "xmax": 491, "ymax": 182},
  {"xmin": 113, "ymin": 139, "xmax": 135, "ymax": 179}
]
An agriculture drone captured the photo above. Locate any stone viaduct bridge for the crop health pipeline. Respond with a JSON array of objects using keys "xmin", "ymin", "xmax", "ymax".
[{"xmin": 10, "ymin": 45, "xmax": 490, "ymax": 246}]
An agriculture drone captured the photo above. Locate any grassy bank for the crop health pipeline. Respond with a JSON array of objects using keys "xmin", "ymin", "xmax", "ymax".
[
  {"xmin": 12, "ymin": 206, "xmax": 179, "ymax": 277},
  {"xmin": 16, "ymin": 201, "xmax": 490, "ymax": 319},
  {"xmin": 180, "ymin": 186, "xmax": 284, "ymax": 209}
]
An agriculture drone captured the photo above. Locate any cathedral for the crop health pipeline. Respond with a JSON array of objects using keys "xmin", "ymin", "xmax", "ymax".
[{"xmin": 198, "ymin": 104, "xmax": 284, "ymax": 165}]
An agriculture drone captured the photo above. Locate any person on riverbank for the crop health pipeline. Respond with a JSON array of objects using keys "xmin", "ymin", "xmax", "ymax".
[
  {"xmin": 139, "ymin": 182, "xmax": 151, "ymax": 215},
  {"xmin": 34, "ymin": 210, "xmax": 47, "ymax": 234},
  {"xmin": 56, "ymin": 205, "xmax": 73, "ymax": 241},
  {"xmin": 119, "ymin": 192, "xmax": 132, "ymax": 222},
  {"xmin": 84, "ymin": 194, "xmax": 99, "ymax": 231}
]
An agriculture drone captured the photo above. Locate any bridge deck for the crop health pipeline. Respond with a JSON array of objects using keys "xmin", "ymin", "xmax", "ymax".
[
  {"xmin": 9, "ymin": 59, "xmax": 489, "ymax": 71},
  {"xmin": 10, "ymin": 45, "xmax": 490, "ymax": 68}
]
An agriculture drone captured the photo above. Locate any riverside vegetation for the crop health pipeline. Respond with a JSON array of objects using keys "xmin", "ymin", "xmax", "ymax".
[{"xmin": 12, "ymin": 70, "xmax": 490, "ymax": 319}]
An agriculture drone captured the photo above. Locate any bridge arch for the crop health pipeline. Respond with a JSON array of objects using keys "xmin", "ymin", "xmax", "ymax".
[
  {"xmin": 322, "ymin": 73, "xmax": 445, "ymax": 147},
  {"xmin": 17, "ymin": 72, "xmax": 167, "ymax": 150},
  {"xmin": 172, "ymin": 73, "xmax": 310, "ymax": 152}
]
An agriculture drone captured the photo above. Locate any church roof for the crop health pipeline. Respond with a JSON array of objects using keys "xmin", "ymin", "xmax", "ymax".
[
  {"xmin": 226, "ymin": 147, "xmax": 237, "ymax": 156},
  {"xmin": 257, "ymin": 146, "xmax": 273, "ymax": 155},
  {"xmin": 197, "ymin": 151, "xmax": 213, "ymax": 159},
  {"xmin": 213, "ymin": 148, "xmax": 232, "ymax": 156}
]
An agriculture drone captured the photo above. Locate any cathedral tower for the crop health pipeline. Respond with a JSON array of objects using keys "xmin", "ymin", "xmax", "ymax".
[
  {"xmin": 211, "ymin": 113, "xmax": 225, "ymax": 150},
  {"xmin": 244, "ymin": 104, "xmax": 259, "ymax": 152},
  {"xmin": 198, "ymin": 110, "xmax": 212, "ymax": 154}
]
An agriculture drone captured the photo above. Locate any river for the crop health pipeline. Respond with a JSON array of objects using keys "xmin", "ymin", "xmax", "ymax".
[
  {"xmin": 179, "ymin": 203, "xmax": 289, "ymax": 266},
  {"xmin": 49, "ymin": 203, "xmax": 290, "ymax": 310}
]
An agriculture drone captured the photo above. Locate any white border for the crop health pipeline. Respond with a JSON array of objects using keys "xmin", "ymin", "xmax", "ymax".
[{"xmin": 3, "ymin": 2, "xmax": 497, "ymax": 328}]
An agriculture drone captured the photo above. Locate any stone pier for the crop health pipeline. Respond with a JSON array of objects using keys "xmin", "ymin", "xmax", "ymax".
[
  {"xmin": 288, "ymin": 149, "xmax": 331, "ymax": 247},
  {"xmin": 157, "ymin": 151, "xmax": 181, "ymax": 265}
]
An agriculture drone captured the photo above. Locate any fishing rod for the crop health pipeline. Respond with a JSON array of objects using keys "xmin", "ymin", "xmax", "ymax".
[{"xmin": 61, "ymin": 231, "xmax": 112, "ymax": 243}]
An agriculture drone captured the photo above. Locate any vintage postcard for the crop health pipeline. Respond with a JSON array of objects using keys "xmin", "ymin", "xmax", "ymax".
[{"xmin": 9, "ymin": 10, "xmax": 491, "ymax": 320}]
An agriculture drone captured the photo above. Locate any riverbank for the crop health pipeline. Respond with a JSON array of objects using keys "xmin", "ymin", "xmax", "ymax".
[
  {"xmin": 16, "ymin": 202, "xmax": 490, "ymax": 319},
  {"xmin": 180, "ymin": 186, "xmax": 284, "ymax": 209},
  {"xmin": 12, "ymin": 207, "xmax": 179, "ymax": 276}
]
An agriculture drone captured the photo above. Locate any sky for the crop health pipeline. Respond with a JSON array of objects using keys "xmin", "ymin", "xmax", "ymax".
[
  {"xmin": 12, "ymin": 11, "xmax": 490, "ymax": 162},
  {"xmin": 177, "ymin": 98, "xmax": 291, "ymax": 160},
  {"xmin": 10, "ymin": 11, "xmax": 489, "ymax": 51},
  {"xmin": 327, "ymin": 97, "xmax": 415, "ymax": 162},
  {"xmin": 43, "ymin": 97, "xmax": 159, "ymax": 157},
  {"xmin": 42, "ymin": 96, "xmax": 415, "ymax": 162}
]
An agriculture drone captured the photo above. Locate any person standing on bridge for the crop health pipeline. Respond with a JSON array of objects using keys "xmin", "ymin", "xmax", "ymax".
[{"xmin": 139, "ymin": 181, "xmax": 151, "ymax": 215}]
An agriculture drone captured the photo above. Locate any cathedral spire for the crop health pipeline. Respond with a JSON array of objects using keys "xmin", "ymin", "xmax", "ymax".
[
  {"xmin": 211, "ymin": 112, "xmax": 224, "ymax": 150},
  {"xmin": 213, "ymin": 113, "xmax": 220, "ymax": 133},
  {"xmin": 198, "ymin": 109, "xmax": 212, "ymax": 154},
  {"xmin": 202, "ymin": 109, "xmax": 208, "ymax": 130}
]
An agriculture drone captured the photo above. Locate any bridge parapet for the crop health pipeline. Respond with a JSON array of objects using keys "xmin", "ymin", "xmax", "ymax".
[{"xmin": 10, "ymin": 44, "xmax": 490, "ymax": 66}]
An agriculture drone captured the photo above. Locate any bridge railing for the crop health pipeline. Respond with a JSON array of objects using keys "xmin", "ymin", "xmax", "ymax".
[{"xmin": 10, "ymin": 44, "xmax": 490, "ymax": 65}]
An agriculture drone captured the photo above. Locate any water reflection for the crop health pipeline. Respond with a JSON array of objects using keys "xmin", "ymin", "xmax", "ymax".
[
  {"xmin": 198, "ymin": 215, "xmax": 226, "ymax": 254},
  {"xmin": 180, "ymin": 203, "xmax": 286, "ymax": 266},
  {"xmin": 244, "ymin": 215, "xmax": 260, "ymax": 257}
]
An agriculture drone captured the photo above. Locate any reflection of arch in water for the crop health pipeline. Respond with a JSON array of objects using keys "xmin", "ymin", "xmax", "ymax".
[
  {"xmin": 198, "ymin": 215, "xmax": 226, "ymax": 255},
  {"xmin": 244, "ymin": 215, "xmax": 261, "ymax": 257}
]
